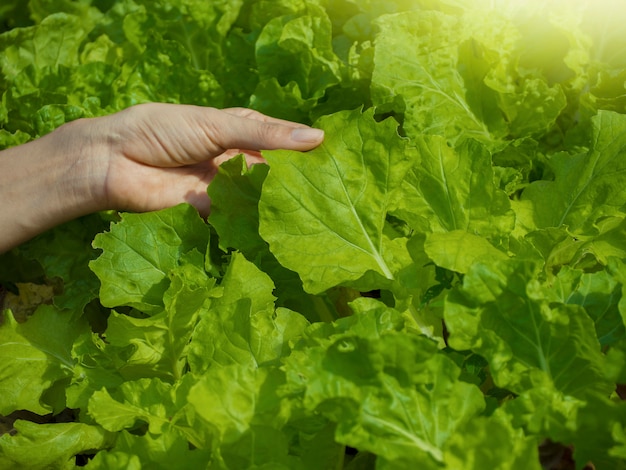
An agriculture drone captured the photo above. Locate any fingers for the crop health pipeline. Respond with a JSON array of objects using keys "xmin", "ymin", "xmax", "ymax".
[
  {"xmin": 221, "ymin": 107, "xmax": 310, "ymax": 129},
  {"xmin": 196, "ymin": 106, "xmax": 325, "ymax": 154},
  {"xmin": 116, "ymin": 103, "xmax": 324, "ymax": 165}
]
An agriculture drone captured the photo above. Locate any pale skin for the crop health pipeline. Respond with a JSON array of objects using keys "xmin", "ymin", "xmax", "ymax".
[{"xmin": 0, "ymin": 103, "xmax": 324, "ymax": 253}]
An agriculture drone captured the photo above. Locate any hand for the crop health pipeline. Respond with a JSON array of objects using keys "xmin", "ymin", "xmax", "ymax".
[
  {"xmin": 98, "ymin": 103, "xmax": 324, "ymax": 216},
  {"xmin": 0, "ymin": 103, "xmax": 324, "ymax": 252}
]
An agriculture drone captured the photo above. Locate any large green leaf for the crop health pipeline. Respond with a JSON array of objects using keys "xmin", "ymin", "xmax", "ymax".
[
  {"xmin": 208, "ymin": 155, "xmax": 269, "ymax": 257},
  {"xmin": 445, "ymin": 259, "xmax": 612, "ymax": 397},
  {"xmin": 250, "ymin": 2, "xmax": 343, "ymax": 120},
  {"xmin": 0, "ymin": 305, "xmax": 87, "ymax": 415},
  {"xmin": 424, "ymin": 230, "xmax": 509, "ymax": 274},
  {"xmin": 65, "ymin": 330, "xmax": 125, "ymax": 411},
  {"xmin": 259, "ymin": 108, "xmax": 415, "ymax": 294},
  {"xmin": 391, "ymin": 135, "xmax": 514, "ymax": 246},
  {"xmin": 504, "ymin": 387, "xmax": 626, "ymax": 470},
  {"xmin": 0, "ymin": 13, "xmax": 89, "ymax": 77},
  {"xmin": 207, "ymin": 155, "xmax": 321, "ymax": 320},
  {"xmin": 284, "ymin": 308, "xmax": 487, "ymax": 469},
  {"xmin": 442, "ymin": 415, "xmax": 540, "ymax": 470},
  {"xmin": 521, "ymin": 111, "xmax": 626, "ymax": 233},
  {"xmin": 187, "ymin": 252, "xmax": 308, "ymax": 373},
  {"xmin": 90, "ymin": 204, "xmax": 210, "ymax": 313},
  {"xmin": 0, "ymin": 420, "xmax": 114, "ymax": 470},
  {"xmin": 549, "ymin": 265, "xmax": 625, "ymax": 348},
  {"xmin": 87, "ymin": 375, "xmax": 213, "ymax": 451},
  {"xmin": 371, "ymin": 10, "xmax": 495, "ymax": 144},
  {"xmin": 101, "ymin": 251, "xmax": 217, "ymax": 381},
  {"xmin": 19, "ymin": 214, "xmax": 108, "ymax": 313},
  {"xmin": 85, "ymin": 429, "xmax": 211, "ymax": 470},
  {"xmin": 371, "ymin": 6, "xmax": 571, "ymax": 146},
  {"xmin": 187, "ymin": 365, "xmax": 288, "ymax": 445}
]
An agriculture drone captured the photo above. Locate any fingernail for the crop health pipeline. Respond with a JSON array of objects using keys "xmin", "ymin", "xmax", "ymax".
[{"xmin": 291, "ymin": 127, "xmax": 324, "ymax": 143}]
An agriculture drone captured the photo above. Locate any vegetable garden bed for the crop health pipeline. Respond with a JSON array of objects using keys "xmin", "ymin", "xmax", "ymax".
[{"xmin": 1, "ymin": 0, "xmax": 626, "ymax": 468}]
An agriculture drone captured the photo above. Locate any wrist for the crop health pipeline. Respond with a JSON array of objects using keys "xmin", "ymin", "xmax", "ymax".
[
  {"xmin": 55, "ymin": 117, "xmax": 113, "ymax": 216},
  {"xmin": 0, "ymin": 117, "xmax": 110, "ymax": 252},
  {"xmin": 37, "ymin": 118, "xmax": 111, "ymax": 218}
]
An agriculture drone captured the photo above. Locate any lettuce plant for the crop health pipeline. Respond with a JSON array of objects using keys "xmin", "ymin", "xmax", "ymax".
[{"xmin": 2, "ymin": 0, "xmax": 626, "ymax": 468}]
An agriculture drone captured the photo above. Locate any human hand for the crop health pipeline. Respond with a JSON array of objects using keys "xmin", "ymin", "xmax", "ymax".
[
  {"xmin": 0, "ymin": 103, "xmax": 323, "ymax": 252},
  {"xmin": 97, "ymin": 103, "xmax": 324, "ymax": 216}
]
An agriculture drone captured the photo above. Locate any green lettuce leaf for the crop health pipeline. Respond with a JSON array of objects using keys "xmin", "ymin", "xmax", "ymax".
[
  {"xmin": 519, "ymin": 218, "xmax": 626, "ymax": 273},
  {"xmin": 372, "ymin": 10, "xmax": 491, "ymax": 143},
  {"xmin": 391, "ymin": 135, "xmax": 514, "ymax": 247},
  {"xmin": 0, "ymin": 420, "xmax": 114, "ymax": 470},
  {"xmin": 18, "ymin": 214, "xmax": 108, "ymax": 313},
  {"xmin": 549, "ymin": 264, "xmax": 624, "ymax": 348},
  {"xmin": 504, "ymin": 387, "xmax": 626, "ymax": 470},
  {"xmin": 371, "ymin": 5, "xmax": 576, "ymax": 147},
  {"xmin": 90, "ymin": 204, "xmax": 210, "ymax": 313},
  {"xmin": 284, "ymin": 303, "xmax": 486, "ymax": 468},
  {"xmin": 250, "ymin": 2, "xmax": 343, "ymax": 121},
  {"xmin": 0, "ymin": 305, "xmax": 88, "ymax": 415},
  {"xmin": 207, "ymin": 155, "xmax": 327, "ymax": 322},
  {"xmin": 424, "ymin": 230, "xmax": 509, "ymax": 274},
  {"xmin": 208, "ymin": 155, "xmax": 269, "ymax": 257},
  {"xmin": 0, "ymin": 13, "xmax": 89, "ymax": 76},
  {"xmin": 188, "ymin": 365, "xmax": 288, "ymax": 445},
  {"xmin": 65, "ymin": 330, "xmax": 125, "ymax": 411},
  {"xmin": 101, "ymin": 250, "xmax": 217, "ymax": 381},
  {"xmin": 259, "ymin": 108, "xmax": 415, "ymax": 294},
  {"xmin": 521, "ymin": 111, "xmax": 626, "ymax": 233},
  {"xmin": 85, "ymin": 428, "xmax": 211, "ymax": 470},
  {"xmin": 442, "ymin": 415, "xmax": 540, "ymax": 470},
  {"xmin": 87, "ymin": 375, "xmax": 212, "ymax": 449},
  {"xmin": 187, "ymin": 252, "xmax": 308, "ymax": 373},
  {"xmin": 445, "ymin": 258, "xmax": 612, "ymax": 397}
]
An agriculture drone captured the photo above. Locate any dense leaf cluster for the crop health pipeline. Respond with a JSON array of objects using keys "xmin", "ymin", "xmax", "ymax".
[{"xmin": 1, "ymin": 0, "xmax": 626, "ymax": 468}]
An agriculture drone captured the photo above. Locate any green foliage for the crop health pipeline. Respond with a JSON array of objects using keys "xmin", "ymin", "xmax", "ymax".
[{"xmin": 2, "ymin": 0, "xmax": 626, "ymax": 468}]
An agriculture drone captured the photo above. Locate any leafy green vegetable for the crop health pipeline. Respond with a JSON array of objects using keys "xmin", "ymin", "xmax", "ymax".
[
  {"xmin": 259, "ymin": 108, "xmax": 415, "ymax": 294},
  {"xmin": 0, "ymin": 305, "xmax": 88, "ymax": 415},
  {"xmin": 90, "ymin": 203, "xmax": 210, "ymax": 313},
  {"xmin": 1, "ymin": 0, "xmax": 626, "ymax": 468},
  {"xmin": 445, "ymin": 258, "xmax": 612, "ymax": 397},
  {"xmin": 521, "ymin": 111, "xmax": 626, "ymax": 233},
  {"xmin": 0, "ymin": 420, "xmax": 115, "ymax": 470}
]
